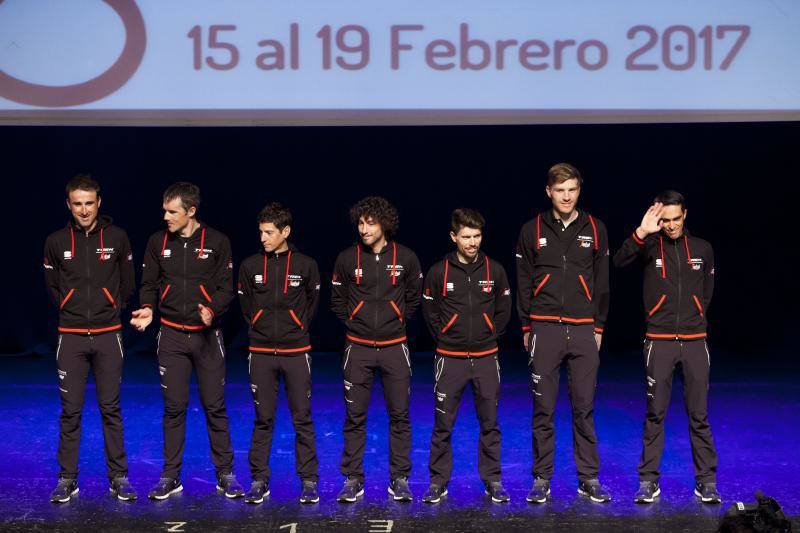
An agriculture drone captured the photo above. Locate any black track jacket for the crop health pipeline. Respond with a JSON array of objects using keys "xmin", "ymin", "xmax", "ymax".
[
  {"xmin": 238, "ymin": 244, "xmax": 320, "ymax": 354},
  {"xmin": 613, "ymin": 228, "xmax": 714, "ymax": 340},
  {"xmin": 516, "ymin": 210, "xmax": 610, "ymax": 334},
  {"xmin": 139, "ymin": 224, "xmax": 234, "ymax": 331},
  {"xmin": 422, "ymin": 251, "xmax": 512, "ymax": 357},
  {"xmin": 331, "ymin": 241, "xmax": 422, "ymax": 347},
  {"xmin": 44, "ymin": 216, "xmax": 135, "ymax": 334}
]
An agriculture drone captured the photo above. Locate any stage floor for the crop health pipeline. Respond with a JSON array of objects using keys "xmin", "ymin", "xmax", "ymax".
[{"xmin": 0, "ymin": 348, "xmax": 797, "ymax": 532}]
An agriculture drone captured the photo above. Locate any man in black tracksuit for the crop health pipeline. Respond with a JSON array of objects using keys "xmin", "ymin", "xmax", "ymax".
[
  {"xmin": 43, "ymin": 175, "xmax": 137, "ymax": 502},
  {"xmin": 421, "ymin": 208, "xmax": 512, "ymax": 504},
  {"xmin": 613, "ymin": 190, "xmax": 720, "ymax": 504},
  {"xmin": 516, "ymin": 163, "xmax": 612, "ymax": 503},
  {"xmin": 130, "ymin": 182, "xmax": 243, "ymax": 499},
  {"xmin": 331, "ymin": 196, "xmax": 422, "ymax": 503},
  {"xmin": 237, "ymin": 203, "xmax": 321, "ymax": 505}
]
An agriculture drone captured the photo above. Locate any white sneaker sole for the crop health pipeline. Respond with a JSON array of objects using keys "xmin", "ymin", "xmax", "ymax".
[
  {"xmin": 634, "ymin": 487, "xmax": 661, "ymax": 504},
  {"xmin": 484, "ymin": 490, "xmax": 510, "ymax": 503},
  {"xmin": 299, "ymin": 495, "xmax": 319, "ymax": 504},
  {"xmin": 245, "ymin": 489, "xmax": 270, "ymax": 504},
  {"xmin": 108, "ymin": 487, "xmax": 137, "ymax": 501},
  {"xmin": 217, "ymin": 485, "xmax": 244, "ymax": 499},
  {"xmin": 423, "ymin": 489, "xmax": 448, "ymax": 504},
  {"xmin": 387, "ymin": 486, "xmax": 412, "ymax": 501},
  {"xmin": 149, "ymin": 484, "xmax": 183, "ymax": 500},
  {"xmin": 52, "ymin": 487, "xmax": 79, "ymax": 503},
  {"xmin": 694, "ymin": 489, "xmax": 720, "ymax": 503},
  {"xmin": 338, "ymin": 489, "xmax": 364, "ymax": 503},
  {"xmin": 526, "ymin": 489, "xmax": 550, "ymax": 503},
  {"xmin": 578, "ymin": 487, "xmax": 611, "ymax": 503}
]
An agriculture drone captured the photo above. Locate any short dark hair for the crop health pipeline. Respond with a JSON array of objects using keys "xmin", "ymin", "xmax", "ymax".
[
  {"xmin": 547, "ymin": 163, "xmax": 583, "ymax": 187},
  {"xmin": 451, "ymin": 208, "xmax": 485, "ymax": 234},
  {"xmin": 257, "ymin": 202, "xmax": 293, "ymax": 230},
  {"xmin": 65, "ymin": 174, "xmax": 100, "ymax": 197},
  {"xmin": 349, "ymin": 196, "xmax": 399, "ymax": 238},
  {"xmin": 163, "ymin": 181, "xmax": 201, "ymax": 212},
  {"xmin": 655, "ymin": 190, "xmax": 686, "ymax": 210}
]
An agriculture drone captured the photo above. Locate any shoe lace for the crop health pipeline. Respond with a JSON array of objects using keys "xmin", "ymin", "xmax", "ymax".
[
  {"xmin": 56, "ymin": 478, "xmax": 74, "ymax": 489},
  {"xmin": 157, "ymin": 477, "xmax": 173, "ymax": 489}
]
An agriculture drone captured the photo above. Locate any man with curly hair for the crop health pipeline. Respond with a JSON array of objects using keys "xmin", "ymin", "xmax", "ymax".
[{"xmin": 331, "ymin": 196, "xmax": 423, "ymax": 503}]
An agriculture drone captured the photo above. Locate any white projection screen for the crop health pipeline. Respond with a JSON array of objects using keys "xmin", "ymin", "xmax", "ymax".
[{"xmin": 1, "ymin": 0, "xmax": 799, "ymax": 126}]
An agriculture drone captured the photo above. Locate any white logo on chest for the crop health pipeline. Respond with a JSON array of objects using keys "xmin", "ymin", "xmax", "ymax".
[
  {"xmin": 194, "ymin": 248, "xmax": 213, "ymax": 259},
  {"xmin": 385, "ymin": 264, "xmax": 404, "ymax": 277}
]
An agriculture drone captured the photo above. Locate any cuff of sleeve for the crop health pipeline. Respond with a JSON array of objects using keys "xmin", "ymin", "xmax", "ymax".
[
  {"xmin": 522, "ymin": 325, "xmax": 531, "ymax": 332},
  {"xmin": 141, "ymin": 304, "xmax": 153, "ymax": 309},
  {"xmin": 594, "ymin": 327, "xmax": 604, "ymax": 334},
  {"xmin": 632, "ymin": 231, "xmax": 645, "ymax": 245}
]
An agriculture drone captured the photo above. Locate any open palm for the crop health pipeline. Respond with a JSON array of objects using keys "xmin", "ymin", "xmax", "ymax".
[{"xmin": 639, "ymin": 203, "xmax": 664, "ymax": 236}]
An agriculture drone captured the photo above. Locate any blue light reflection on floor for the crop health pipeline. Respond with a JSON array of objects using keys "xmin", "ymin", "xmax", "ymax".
[{"xmin": 0, "ymin": 349, "xmax": 797, "ymax": 528}]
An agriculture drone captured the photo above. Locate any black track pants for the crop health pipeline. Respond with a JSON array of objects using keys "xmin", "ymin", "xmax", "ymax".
[
  {"xmin": 429, "ymin": 354, "xmax": 502, "ymax": 486},
  {"xmin": 638, "ymin": 339, "xmax": 718, "ymax": 483},
  {"xmin": 340, "ymin": 342, "xmax": 412, "ymax": 481},
  {"xmin": 157, "ymin": 326, "xmax": 234, "ymax": 479},
  {"xmin": 56, "ymin": 331, "xmax": 128, "ymax": 480},
  {"xmin": 529, "ymin": 322, "xmax": 601, "ymax": 481},
  {"xmin": 248, "ymin": 352, "xmax": 319, "ymax": 482}
]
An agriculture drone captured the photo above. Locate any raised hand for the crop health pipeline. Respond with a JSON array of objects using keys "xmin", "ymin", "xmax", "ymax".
[
  {"xmin": 636, "ymin": 202, "xmax": 664, "ymax": 239},
  {"xmin": 130, "ymin": 307, "xmax": 153, "ymax": 332}
]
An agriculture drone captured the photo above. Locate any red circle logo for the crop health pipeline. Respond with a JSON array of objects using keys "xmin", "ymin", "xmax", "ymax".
[{"xmin": 0, "ymin": 0, "xmax": 146, "ymax": 107}]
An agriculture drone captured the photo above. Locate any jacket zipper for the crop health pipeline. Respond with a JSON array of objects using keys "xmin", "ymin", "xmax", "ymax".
[
  {"xmin": 560, "ymin": 254, "xmax": 567, "ymax": 321},
  {"xmin": 182, "ymin": 241, "xmax": 188, "ymax": 324},
  {"xmin": 674, "ymin": 240, "xmax": 681, "ymax": 339},
  {"xmin": 274, "ymin": 253, "xmax": 280, "ymax": 342},
  {"xmin": 85, "ymin": 231, "xmax": 92, "ymax": 327},
  {"xmin": 467, "ymin": 274, "xmax": 473, "ymax": 351},
  {"xmin": 374, "ymin": 251, "xmax": 380, "ymax": 335}
]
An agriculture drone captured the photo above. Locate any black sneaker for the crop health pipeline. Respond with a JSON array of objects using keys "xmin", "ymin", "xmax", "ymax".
[
  {"xmin": 244, "ymin": 480, "xmax": 269, "ymax": 504},
  {"xmin": 423, "ymin": 483, "xmax": 448, "ymax": 504},
  {"xmin": 388, "ymin": 476, "xmax": 412, "ymax": 502},
  {"xmin": 526, "ymin": 477, "xmax": 550, "ymax": 504},
  {"xmin": 634, "ymin": 480, "xmax": 660, "ymax": 504},
  {"xmin": 484, "ymin": 481, "xmax": 510, "ymax": 503},
  {"xmin": 337, "ymin": 477, "xmax": 364, "ymax": 503},
  {"xmin": 109, "ymin": 476, "xmax": 137, "ymax": 501},
  {"xmin": 148, "ymin": 477, "xmax": 183, "ymax": 500},
  {"xmin": 578, "ymin": 478, "xmax": 611, "ymax": 503},
  {"xmin": 694, "ymin": 482, "xmax": 721, "ymax": 504},
  {"xmin": 216, "ymin": 473, "xmax": 244, "ymax": 499},
  {"xmin": 50, "ymin": 478, "xmax": 79, "ymax": 503},
  {"xmin": 299, "ymin": 480, "xmax": 319, "ymax": 504}
]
